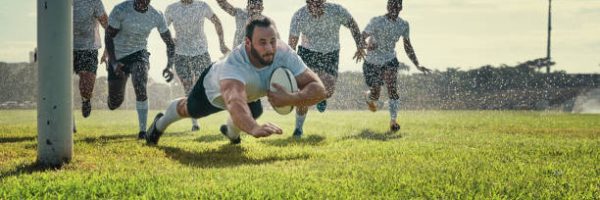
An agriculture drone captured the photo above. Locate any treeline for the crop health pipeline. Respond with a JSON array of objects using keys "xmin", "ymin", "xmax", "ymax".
[{"xmin": 1, "ymin": 61, "xmax": 598, "ymax": 110}]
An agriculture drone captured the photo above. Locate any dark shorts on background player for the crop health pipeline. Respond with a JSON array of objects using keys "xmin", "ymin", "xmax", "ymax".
[
  {"xmin": 73, "ymin": 50, "xmax": 98, "ymax": 74},
  {"xmin": 297, "ymin": 46, "xmax": 340, "ymax": 77},
  {"xmin": 362, "ymin": 57, "xmax": 401, "ymax": 87}
]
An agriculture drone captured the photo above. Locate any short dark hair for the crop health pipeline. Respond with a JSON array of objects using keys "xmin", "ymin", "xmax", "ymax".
[
  {"xmin": 248, "ymin": 0, "xmax": 262, "ymax": 5},
  {"xmin": 245, "ymin": 17, "xmax": 273, "ymax": 41},
  {"xmin": 389, "ymin": 0, "xmax": 402, "ymax": 5}
]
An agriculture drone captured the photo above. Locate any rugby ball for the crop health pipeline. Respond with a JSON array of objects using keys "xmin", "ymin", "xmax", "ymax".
[{"xmin": 269, "ymin": 67, "xmax": 298, "ymax": 115}]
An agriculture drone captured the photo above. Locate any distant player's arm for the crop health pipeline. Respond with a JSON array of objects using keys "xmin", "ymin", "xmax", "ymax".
[
  {"xmin": 215, "ymin": 0, "xmax": 237, "ymax": 16},
  {"xmin": 160, "ymin": 30, "xmax": 176, "ymax": 81},
  {"xmin": 288, "ymin": 12, "xmax": 300, "ymax": 51},
  {"xmin": 97, "ymin": 13, "xmax": 109, "ymax": 63},
  {"xmin": 268, "ymin": 69, "xmax": 327, "ymax": 107},
  {"xmin": 288, "ymin": 36, "xmax": 299, "ymax": 51},
  {"xmin": 345, "ymin": 17, "xmax": 366, "ymax": 62},
  {"xmin": 209, "ymin": 14, "xmax": 230, "ymax": 54},
  {"xmin": 104, "ymin": 26, "xmax": 120, "ymax": 68},
  {"xmin": 403, "ymin": 37, "xmax": 431, "ymax": 74},
  {"xmin": 221, "ymin": 79, "xmax": 283, "ymax": 137}
]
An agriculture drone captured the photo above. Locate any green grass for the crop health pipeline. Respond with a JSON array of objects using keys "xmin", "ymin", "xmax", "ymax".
[{"xmin": 1, "ymin": 110, "xmax": 599, "ymax": 199}]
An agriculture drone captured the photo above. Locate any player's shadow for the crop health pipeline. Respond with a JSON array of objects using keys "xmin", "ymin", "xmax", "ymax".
[
  {"xmin": 341, "ymin": 129, "xmax": 403, "ymax": 142},
  {"xmin": 159, "ymin": 145, "xmax": 310, "ymax": 168},
  {"xmin": 78, "ymin": 134, "xmax": 137, "ymax": 144},
  {"xmin": 194, "ymin": 134, "xmax": 227, "ymax": 143},
  {"xmin": 259, "ymin": 135, "xmax": 326, "ymax": 147},
  {"xmin": 0, "ymin": 136, "xmax": 35, "ymax": 144},
  {"xmin": 0, "ymin": 162, "xmax": 66, "ymax": 181}
]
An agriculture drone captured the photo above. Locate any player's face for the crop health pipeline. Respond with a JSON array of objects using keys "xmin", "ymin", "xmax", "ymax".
[
  {"xmin": 134, "ymin": 0, "xmax": 150, "ymax": 13},
  {"xmin": 306, "ymin": 0, "xmax": 325, "ymax": 14},
  {"xmin": 387, "ymin": 1, "xmax": 402, "ymax": 18},
  {"xmin": 249, "ymin": 26, "xmax": 277, "ymax": 66},
  {"xmin": 247, "ymin": 1, "xmax": 264, "ymax": 16}
]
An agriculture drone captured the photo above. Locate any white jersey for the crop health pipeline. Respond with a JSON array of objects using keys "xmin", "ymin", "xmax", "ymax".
[
  {"xmin": 203, "ymin": 40, "xmax": 308, "ymax": 109},
  {"xmin": 73, "ymin": 0, "xmax": 105, "ymax": 50},
  {"xmin": 364, "ymin": 16, "xmax": 410, "ymax": 65},
  {"xmin": 108, "ymin": 0, "xmax": 169, "ymax": 60},
  {"xmin": 289, "ymin": 3, "xmax": 354, "ymax": 53},
  {"xmin": 165, "ymin": 1, "xmax": 215, "ymax": 56}
]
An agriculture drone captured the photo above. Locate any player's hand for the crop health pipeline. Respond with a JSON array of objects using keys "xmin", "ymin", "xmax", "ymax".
[
  {"xmin": 267, "ymin": 83, "xmax": 295, "ymax": 107},
  {"xmin": 220, "ymin": 44, "xmax": 231, "ymax": 55},
  {"xmin": 100, "ymin": 50, "xmax": 108, "ymax": 64},
  {"xmin": 249, "ymin": 122, "xmax": 283, "ymax": 138},
  {"xmin": 417, "ymin": 65, "xmax": 432, "ymax": 74},
  {"xmin": 162, "ymin": 68, "xmax": 174, "ymax": 82},
  {"xmin": 113, "ymin": 62, "xmax": 125, "ymax": 78},
  {"xmin": 353, "ymin": 48, "xmax": 366, "ymax": 63}
]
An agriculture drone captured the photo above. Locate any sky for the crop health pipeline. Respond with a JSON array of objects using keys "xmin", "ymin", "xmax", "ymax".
[{"xmin": 0, "ymin": 0, "xmax": 599, "ymax": 82}]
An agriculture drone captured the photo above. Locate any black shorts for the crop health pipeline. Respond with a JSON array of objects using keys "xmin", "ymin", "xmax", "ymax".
[
  {"xmin": 297, "ymin": 46, "xmax": 340, "ymax": 77},
  {"xmin": 107, "ymin": 50, "xmax": 150, "ymax": 81},
  {"xmin": 362, "ymin": 58, "xmax": 401, "ymax": 87},
  {"xmin": 187, "ymin": 65, "xmax": 263, "ymax": 119},
  {"xmin": 73, "ymin": 50, "xmax": 98, "ymax": 74}
]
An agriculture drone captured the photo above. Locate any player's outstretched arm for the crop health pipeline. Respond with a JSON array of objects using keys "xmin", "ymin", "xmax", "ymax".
[
  {"xmin": 347, "ymin": 18, "xmax": 366, "ymax": 62},
  {"xmin": 403, "ymin": 37, "xmax": 431, "ymax": 74},
  {"xmin": 221, "ymin": 79, "xmax": 283, "ymax": 137},
  {"xmin": 209, "ymin": 14, "xmax": 230, "ymax": 55},
  {"xmin": 160, "ymin": 31, "xmax": 176, "ymax": 82},
  {"xmin": 216, "ymin": 0, "xmax": 238, "ymax": 16}
]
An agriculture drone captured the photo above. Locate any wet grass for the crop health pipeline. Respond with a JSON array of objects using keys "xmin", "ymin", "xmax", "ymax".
[{"xmin": 1, "ymin": 110, "xmax": 599, "ymax": 199}]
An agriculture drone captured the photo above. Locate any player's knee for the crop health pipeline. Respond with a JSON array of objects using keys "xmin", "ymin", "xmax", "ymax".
[
  {"xmin": 107, "ymin": 100, "xmax": 122, "ymax": 110},
  {"xmin": 135, "ymin": 95, "xmax": 148, "ymax": 102}
]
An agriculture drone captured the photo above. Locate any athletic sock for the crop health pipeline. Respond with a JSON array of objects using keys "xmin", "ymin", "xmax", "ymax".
[
  {"xmin": 295, "ymin": 113, "xmax": 306, "ymax": 131},
  {"xmin": 389, "ymin": 99, "xmax": 400, "ymax": 121},
  {"xmin": 156, "ymin": 99, "xmax": 184, "ymax": 132},
  {"xmin": 136, "ymin": 100, "xmax": 148, "ymax": 132},
  {"xmin": 225, "ymin": 118, "xmax": 241, "ymax": 139}
]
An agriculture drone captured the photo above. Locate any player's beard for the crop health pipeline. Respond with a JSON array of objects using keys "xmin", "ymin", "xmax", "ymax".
[{"xmin": 250, "ymin": 45, "xmax": 274, "ymax": 66}]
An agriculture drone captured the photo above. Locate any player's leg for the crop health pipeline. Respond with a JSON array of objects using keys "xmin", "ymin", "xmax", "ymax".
[
  {"xmin": 74, "ymin": 50, "xmax": 98, "ymax": 118},
  {"xmin": 146, "ymin": 97, "xmax": 190, "ymax": 145},
  {"xmin": 106, "ymin": 59, "xmax": 129, "ymax": 110},
  {"xmin": 383, "ymin": 58, "xmax": 401, "ymax": 132},
  {"xmin": 314, "ymin": 50, "xmax": 340, "ymax": 113},
  {"xmin": 130, "ymin": 61, "xmax": 149, "ymax": 139},
  {"xmin": 174, "ymin": 54, "xmax": 200, "ymax": 131},
  {"xmin": 362, "ymin": 61, "xmax": 384, "ymax": 112}
]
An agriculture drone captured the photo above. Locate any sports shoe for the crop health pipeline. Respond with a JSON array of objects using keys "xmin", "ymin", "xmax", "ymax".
[
  {"xmin": 365, "ymin": 91, "xmax": 377, "ymax": 112},
  {"xmin": 366, "ymin": 100, "xmax": 377, "ymax": 112},
  {"xmin": 191, "ymin": 125, "xmax": 200, "ymax": 132},
  {"xmin": 316, "ymin": 100, "xmax": 327, "ymax": 113},
  {"xmin": 82, "ymin": 100, "xmax": 92, "ymax": 118},
  {"xmin": 220, "ymin": 125, "xmax": 241, "ymax": 144},
  {"xmin": 145, "ymin": 113, "xmax": 164, "ymax": 145},
  {"xmin": 390, "ymin": 122, "xmax": 401, "ymax": 132},
  {"xmin": 138, "ymin": 131, "xmax": 146, "ymax": 139},
  {"xmin": 292, "ymin": 128, "xmax": 303, "ymax": 139}
]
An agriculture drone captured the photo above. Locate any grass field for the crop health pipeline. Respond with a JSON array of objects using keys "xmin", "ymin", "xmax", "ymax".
[{"xmin": 1, "ymin": 110, "xmax": 599, "ymax": 199}]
